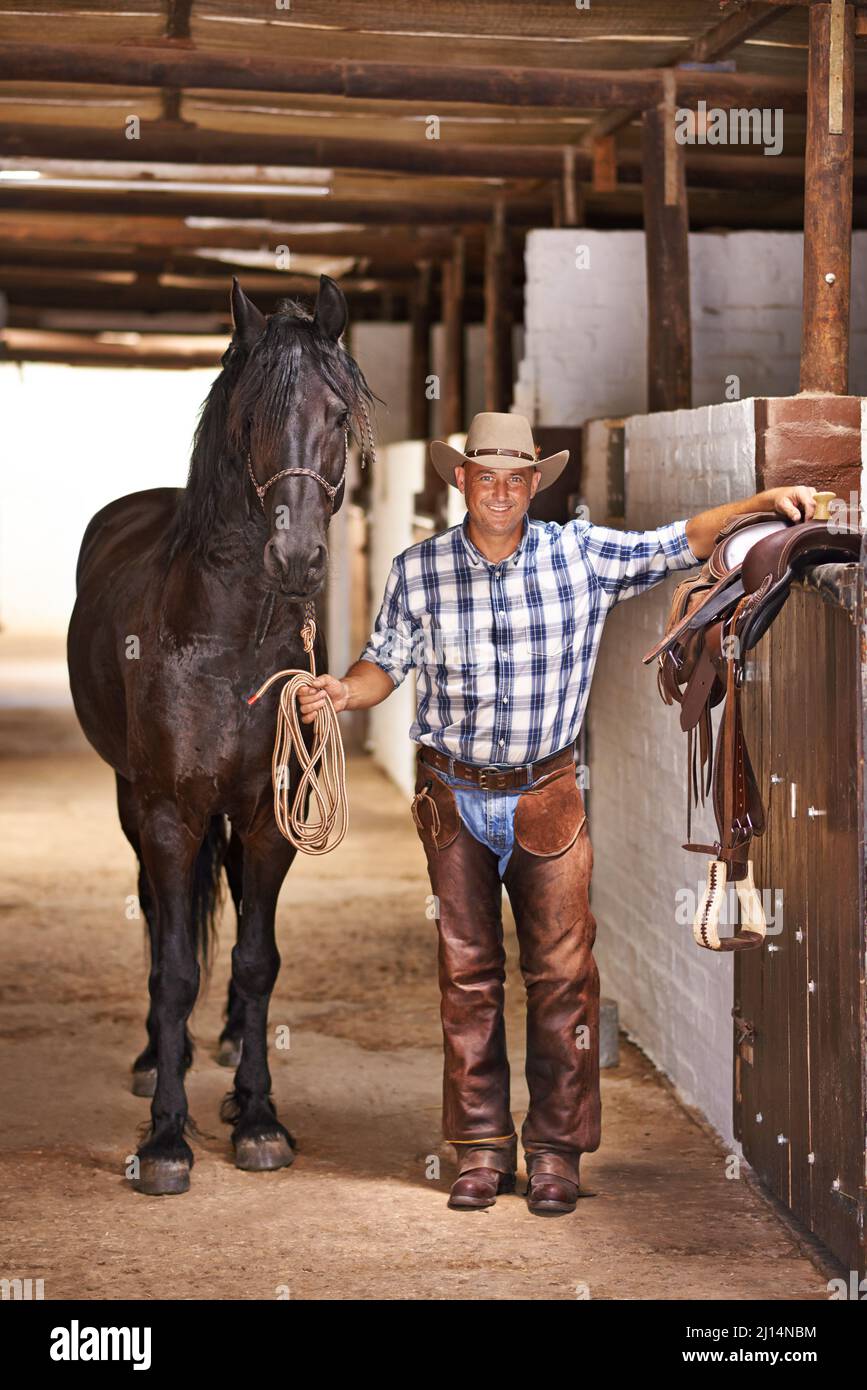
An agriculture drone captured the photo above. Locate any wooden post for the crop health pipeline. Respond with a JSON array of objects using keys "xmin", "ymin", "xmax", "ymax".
[
  {"xmin": 800, "ymin": 0, "xmax": 855, "ymax": 395},
  {"xmin": 408, "ymin": 260, "xmax": 432, "ymax": 439},
  {"xmin": 641, "ymin": 79, "xmax": 692, "ymax": 412},
  {"xmin": 484, "ymin": 202, "xmax": 513, "ymax": 413},
  {"xmin": 562, "ymin": 147, "xmax": 582, "ymax": 227},
  {"xmin": 442, "ymin": 235, "xmax": 465, "ymax": 437}
]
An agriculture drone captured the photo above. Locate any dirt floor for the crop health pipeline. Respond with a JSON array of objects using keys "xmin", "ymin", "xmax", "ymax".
[{"xmin": 0, "ymin": 699, "xmax": 838, "ymax": 1302}]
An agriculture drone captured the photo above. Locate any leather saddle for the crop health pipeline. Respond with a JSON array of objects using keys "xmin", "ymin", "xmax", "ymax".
[{"xmin": 642, "ymin": 492, "xmax": 860, "ymax": 952}]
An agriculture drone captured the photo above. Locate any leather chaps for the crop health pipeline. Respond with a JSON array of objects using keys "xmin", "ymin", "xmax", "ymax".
[{"xmin": 411, "ymin": 748, "xmax": 600, "ymax": 1184}]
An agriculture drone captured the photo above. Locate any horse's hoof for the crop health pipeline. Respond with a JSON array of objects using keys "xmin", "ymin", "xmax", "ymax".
[
  {"xmin": 131, "ymin": 1067, "xmax": 157, "ymax": 1098},
  {"xmin": 134, "ymin": 1158, "xmax": 191, "ymax": 1196},
  {"xmin": 234, "ymin": 1134, "xmax": 294, "ymax": 1172},
  {"xmin": 217, "ymin": 1038, "xmax": 242, "ymax": 1068}
]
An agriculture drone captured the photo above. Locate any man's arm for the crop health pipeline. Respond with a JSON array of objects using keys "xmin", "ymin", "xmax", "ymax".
[
  {"xmin": 298, "ymin": 659, "xmax": 395, "ymax": 725},
  {"xmin": 298, "ymin": 550, "xmax": 416, "ymax": 725},
  {"xmin": 685, "ymin": 485, "xmax": 818, "ymax": 562}
]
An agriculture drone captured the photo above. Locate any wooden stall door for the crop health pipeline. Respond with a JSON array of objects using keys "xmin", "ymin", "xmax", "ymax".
[{"xmin": 735, "ymin": 584, "xmax": 865, "ymax": 1277}]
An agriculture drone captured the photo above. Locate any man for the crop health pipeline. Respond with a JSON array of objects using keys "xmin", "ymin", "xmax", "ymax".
[{"xmin": 299, "ymin": 411, "xmax": 817, "ymax": 1216}]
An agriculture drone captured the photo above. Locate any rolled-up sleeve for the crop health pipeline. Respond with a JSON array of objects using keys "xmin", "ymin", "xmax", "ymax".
[
  {"xmin": 356, "ymin": 553, "xmax": 417, "ymax": 688},
  {"xmin": 582, "ymin": 518, "xmax": 699, "ymax": 606}
]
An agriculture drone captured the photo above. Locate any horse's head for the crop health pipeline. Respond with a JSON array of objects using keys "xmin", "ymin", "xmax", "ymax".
[{"xmin": 226, "ymin": 275, "xmax": 373, "ymax": 600}]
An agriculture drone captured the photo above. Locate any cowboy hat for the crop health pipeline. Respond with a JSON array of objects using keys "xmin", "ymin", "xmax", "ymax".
[{"xmin": 430, "ymin": 412, "xmax": 569, "ymax": 492}]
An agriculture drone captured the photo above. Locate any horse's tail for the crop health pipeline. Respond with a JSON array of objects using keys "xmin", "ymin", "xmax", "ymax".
[{"xmin": 190, "ymin": 814, "xmax": 228, "ymax": 975}]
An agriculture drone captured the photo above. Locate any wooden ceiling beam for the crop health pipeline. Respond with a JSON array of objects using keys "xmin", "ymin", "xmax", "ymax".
[
  {"xmin": 0, "ymin": 213, "xmax": 479, "ymax": 253},
  {"xmin": 0, "ymin": 124, "xmax": 854, "ymax": 190},
  {"xmin": 0, "ymin": 186, "xmax": 548, "ymax": 225},
  {"xmin": 0, "ymin": 43, "xmax": 845, "ymax": 113},
  {"xmin": 582, "ymin": 2, "xmax": 795, "ymax": 149}
]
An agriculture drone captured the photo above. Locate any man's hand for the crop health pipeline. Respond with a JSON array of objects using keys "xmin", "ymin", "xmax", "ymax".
[
  {"xmin": 686, "ymin": 485, "xmax": 819, "ymax": 561},
  {"xmin": 298, "ymin": 673, "xmax": 350, "ymax": 724},
  {"xmin": 765, "ymin": 485, "xmax": 818, "ymax": 523},
  {"xmin": 297, "ymin": 660, "xmax": 397, "ymax": 722}
]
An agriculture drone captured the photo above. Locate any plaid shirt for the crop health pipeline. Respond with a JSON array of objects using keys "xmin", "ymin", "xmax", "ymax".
[{"xmin": 358, "ymin": 511, "xmax": 698, "ymax": 767}]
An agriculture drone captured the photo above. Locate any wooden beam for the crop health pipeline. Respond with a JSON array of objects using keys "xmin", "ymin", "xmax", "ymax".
[
  {"xmin": 642, "ymin": 103, "xmax": 692, "ymax": 412},
  {"xmin": 165, "ymin": 0, "xmax": 193, "ymax": 42},
  {"xmin": 484, "ymin": 202, "xmax": 513, "ymax": 414},
  {"xmin": 409, "ymin": 260, "xmax": 433, "ymax": 441},
  {"xmin": 0, "ymin": 215, "xmax": 462, "ymax": 260},
  {"xmin": 0, "ymin": 328, "xmax": 224, "ymax": 369},
  {"xmin": 4, "ymin": 127, "xmax": 866, "ymax": 197},
  {"xmin": 0, "ymin": 43, "xmax": 838, "ymax": 113},
  {"xmin": 0, "ymin": 186, "xmax": 550, "ymax": 227},
  {"xmin": 691, "ymin": 2, "xmax": 795, "ymax": 63},
  {"xmin": 592, "ymin": 136, "xmax": 618, "ymax": 195},
  {"xmin": 441, "ymin": 236, "xmax": 466, "ymax": 438},
  {"xmin": 561, "ymin": 147, "xmax": 582, "ymax": 228},
  {"xmin": 0, "ymin": 122, "xmax": 592, "ymax": 180},
  {"xmin": 800, "ymin": 1, "xmax": 855, "ymax": 394},
  {"xmin": 582, "ymin": 2, "xmax": 795, "ymax": 148}
]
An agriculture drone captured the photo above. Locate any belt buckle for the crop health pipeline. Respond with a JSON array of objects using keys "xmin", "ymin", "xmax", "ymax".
[{"xmin": 478, "ymin": 764, "xmax": 507, "ymax": 790}]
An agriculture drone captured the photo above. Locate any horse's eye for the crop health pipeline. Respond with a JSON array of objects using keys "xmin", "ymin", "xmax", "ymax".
[{"xmin": 337, "ymin": 409, "xmax": 351, "ymax": 430}]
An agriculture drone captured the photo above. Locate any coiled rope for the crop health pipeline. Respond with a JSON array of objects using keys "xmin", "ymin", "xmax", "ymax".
[{"xmin": 247, "ymin": 602, "xmax": 348, "ymax": 854}]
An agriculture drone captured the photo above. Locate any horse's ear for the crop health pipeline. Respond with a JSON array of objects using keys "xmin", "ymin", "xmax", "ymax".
[
  {"xmin": 230, "ymin": 277, "xmax": 267, "ymax": 349},
  {"xmin": 314, "ymin": 274, "xmax": 348, "ymax": 342}
]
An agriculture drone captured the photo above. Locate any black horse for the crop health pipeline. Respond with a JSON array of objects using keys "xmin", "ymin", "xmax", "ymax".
[{"xmin": 67, "ymin": 276, "xmax": 373, "ymax": 1195}]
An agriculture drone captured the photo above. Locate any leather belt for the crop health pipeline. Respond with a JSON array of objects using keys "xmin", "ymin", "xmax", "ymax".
[{"xmin": 418, "ymin": 742, "xmax": 576, "ymax": 791}]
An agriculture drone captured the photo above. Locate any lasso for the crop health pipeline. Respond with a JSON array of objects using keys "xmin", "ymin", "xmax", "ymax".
[{"xmin": 247, "ymin": 603, "xmax": 348, "ymax": 854}]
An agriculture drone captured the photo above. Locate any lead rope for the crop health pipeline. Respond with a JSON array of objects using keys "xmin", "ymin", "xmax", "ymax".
[{"xmin": 247, "ymin": 602, "xmax": 348, "ymax": 854}]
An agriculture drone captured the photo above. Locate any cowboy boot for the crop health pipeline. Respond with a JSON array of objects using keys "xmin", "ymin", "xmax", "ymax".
[
  {"xmin": 525, "ymin": 1148, "xmax": 583, "ymax": 1215},
  {"xmin": 449, "ymin": 1141, "xmax": 518, "ymax": 1211}
]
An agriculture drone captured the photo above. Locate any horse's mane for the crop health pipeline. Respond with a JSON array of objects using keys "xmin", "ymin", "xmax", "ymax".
[{"xmin": 167, "ymin": 297, "xmax": 374, "ymax": 560}]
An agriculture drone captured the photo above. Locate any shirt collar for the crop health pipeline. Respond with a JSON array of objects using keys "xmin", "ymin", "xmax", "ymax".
[{"xmin": 459, "ymin": 511, "xmax": 530, "ymax": 569}]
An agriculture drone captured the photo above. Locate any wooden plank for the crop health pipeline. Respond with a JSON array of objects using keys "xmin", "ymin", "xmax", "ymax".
[
  {"xmin": 805, "ymin": 590, "xmax": 863, "ymax": 1274},
  {"xmin": 800, "ymin": 0, "xmax": 855, "ymax": 393},
  {"xmin": 641, "ymin": 102, "xmax": 691, "ymax": 411},
  {"xmin": 738, "ymin": 584, "xmax": 865, "ymax": 1276},
  {"xmin": 829, "ymin": 0, "xmax": 847, "ymax": 134}
]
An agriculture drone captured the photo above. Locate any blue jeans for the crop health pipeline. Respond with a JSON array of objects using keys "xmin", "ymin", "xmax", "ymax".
[{"xmin": 428, "ymin": 767, "xmax": 523, "ymax": 879}]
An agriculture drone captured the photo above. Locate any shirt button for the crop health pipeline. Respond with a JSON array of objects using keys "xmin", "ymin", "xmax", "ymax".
[
  {"xmin": 498, "ymin": 610, "xmax": 506, "ymax": 617},
  {"xmin": 502, "ymin": 696, "xmax": 508, "ymax": 703},
  {"xmin": 499, "ymin": 739, "xmax": 505, "ymax": 747}
]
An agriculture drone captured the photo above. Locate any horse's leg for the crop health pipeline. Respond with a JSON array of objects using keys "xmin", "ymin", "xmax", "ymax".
[
  {"xmin": 217, "ymin": 824, "xmax": 245, "ymax": 1068},
  {"xmin": 116, "ymin": 774, "xmax": 193, "ymax": 1097},
  {"xmin": 134, "ymin": 801, "xmax": 203, "ymax": 1196},
  {"xmin": 222, "ymin": 824, "xmax": 296, "ymax": 1171}
]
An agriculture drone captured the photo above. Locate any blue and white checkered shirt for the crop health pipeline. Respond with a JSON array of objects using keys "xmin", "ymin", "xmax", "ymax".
[{"xmin": 357, "ymin": 511, "xmax": 698, "ymax": 767}]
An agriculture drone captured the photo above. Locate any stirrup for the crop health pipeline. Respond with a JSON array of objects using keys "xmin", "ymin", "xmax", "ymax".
[{"xmin": 693, "ymin": 859, "xmax": 766, "ymax": 952}]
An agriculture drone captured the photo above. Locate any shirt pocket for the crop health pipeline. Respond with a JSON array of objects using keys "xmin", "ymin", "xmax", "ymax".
[{"xmin": 519, "ymin": 577, "xmax": 575, "ymax": 660}]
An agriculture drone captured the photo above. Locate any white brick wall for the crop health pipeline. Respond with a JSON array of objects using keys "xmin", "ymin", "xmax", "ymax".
[
  {"xmin": 516, "ymin": 229, "xmax": 867, "ymax": 426},
  {"xmin": 588, "ymin": 402, "xmax": 757, "ymax": 1149}
]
